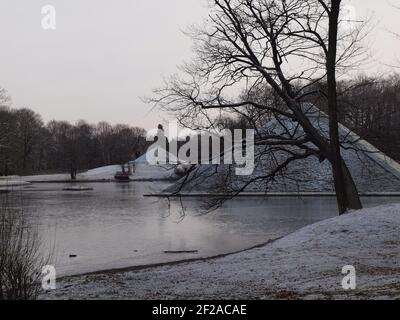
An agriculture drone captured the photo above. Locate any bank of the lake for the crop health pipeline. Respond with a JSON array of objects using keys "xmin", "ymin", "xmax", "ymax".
[
  {"xmin": 5, "ymin": 182, "xmax": 343, "ymax": 276},
  {"xmin": 41, "ymin": 204, "xmax": 400, "ymax": 300}
]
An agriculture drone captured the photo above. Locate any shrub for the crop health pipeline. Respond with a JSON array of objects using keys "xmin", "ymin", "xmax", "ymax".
[{"xmin": 0, "ymin": 195, "xmax": 47, "ymax": 300}]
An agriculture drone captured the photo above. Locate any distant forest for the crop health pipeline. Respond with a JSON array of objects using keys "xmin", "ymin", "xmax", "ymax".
[
  {"xmin": 0, "ymin": 88, "xmax": 148, "ymax": 177},
  {"xmin": 314, "ymin": 75, "xmax": 400, "ymax": 163},
  {"xmin": 1, "ymin": 74, "xmax": 400, "ymax": 177},
  {"xmin": 220, "ymin": 74, "xmax": 400, "ymax": 164},
  {"xmin": 223, "ymin": 75, "xmax": 400, "ymax": 164}
]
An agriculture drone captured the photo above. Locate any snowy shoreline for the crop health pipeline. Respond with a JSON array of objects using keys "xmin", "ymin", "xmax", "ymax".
[
  {"xmin": 41, "ymin": 204, "xmax": 400, "ymax": 300},
  {"xmin": 55, "ymin": 240, "xmax": 280, "ymax": 281}
]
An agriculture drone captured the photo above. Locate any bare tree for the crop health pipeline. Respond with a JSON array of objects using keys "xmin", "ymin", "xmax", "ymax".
[
  {"xmin": 14, "ymin": 109, "xmax": 44, "ymax": 174},
  {"xmin": 0, "ymin": 89, "xmax": 15, "ymax": 176},
  {"xmin": 112, "ymin": 124, "xmax": 147, "ymax": 166},
  {"xmin": 0, "ymin": 89, "xmax": 11, "ymax": 150},
  {"xmin": 151, "ymin": 0, "xmax": 368, "ymax": 214},
  {"xmin": 96, "ymin": 121, "xmax": 114, "ymax": 166}
]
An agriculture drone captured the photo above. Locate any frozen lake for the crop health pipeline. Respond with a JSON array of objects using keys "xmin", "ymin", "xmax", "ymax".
[{"xmin": 4, "ymin": 182, "xmax": 400, "ymax": 276}]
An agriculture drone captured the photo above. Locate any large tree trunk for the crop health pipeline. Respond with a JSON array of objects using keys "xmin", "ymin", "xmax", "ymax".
[
  {"xmin": 341, "ymin": 159, "xmax": 363, "ymax": 209},
  {"xmin": 327, "ymin": 0, "xmax": 362, "ymax": 214}
]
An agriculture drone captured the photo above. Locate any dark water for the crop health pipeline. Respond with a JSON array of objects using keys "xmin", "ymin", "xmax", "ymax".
[{"xmin": 3, "ymin": 182, "xmax": 399, "ymax": 276}]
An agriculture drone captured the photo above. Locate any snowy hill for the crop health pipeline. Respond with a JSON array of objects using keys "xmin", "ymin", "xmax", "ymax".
[
  {"xmin": 22, "ymin": 165, "xmax": 121, "ymax": 182},
  {"xmin": 21, "ymin": 156, "xmax": 179, "ymax": 183},
  {"xmin": 164, "ymin": 104, "xmax": 400, "ymax": 195}
]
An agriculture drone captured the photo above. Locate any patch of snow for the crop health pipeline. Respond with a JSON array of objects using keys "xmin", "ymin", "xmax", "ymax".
[
  {"xmin": 21, "ymin": 156, "xmax": 178, "ymax": 182},
  {"xmin": 41, "ymin": 203, "xmax": 400, "ymax": 300},
  {"xmin": 0, "ymin": 176, "xmax": 30, "ymax": 188},
  {"xmin": 83, "ymin": 165, "xmax": 121, "ymax": 177},
  {"xmin": 22, "ymin": 165, "xmax": 121, "ymax": 182},
  {"xmin": 23, "ymin": 173, "xmax": 72, "ymax": 182},
  {"xmin": 129, "ymin": 152, "xmax": 180, "ymax": 181}
]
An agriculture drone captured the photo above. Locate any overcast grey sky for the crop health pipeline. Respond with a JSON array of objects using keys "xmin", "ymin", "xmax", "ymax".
[{"xmin": 0, "ymin": 0, "xmax": 399, "ymax": 129}]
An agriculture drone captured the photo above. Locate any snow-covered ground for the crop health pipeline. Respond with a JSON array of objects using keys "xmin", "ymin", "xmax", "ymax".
[
  {"xmin": 20, "ymin": 157, "xmax": 178, "ymax": 182},
  {"xmin": 41, "ymin": 204, "xmax": 400, "ymax": 300},
  {"xmin": 0, "ymin": 176, "xmax": 30, "ymax": 188},
  {"xmin": 22, "ymin": 165, "xmax": 121, "ymax": 182}
]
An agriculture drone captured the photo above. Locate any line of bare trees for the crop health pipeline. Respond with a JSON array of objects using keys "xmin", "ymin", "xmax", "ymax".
[
  {"xmin": 0, "ymin": 91, "xmax": 148, "ymax": 178},
  {"xmin": 313, "ymin": 74, "xmax": 400, "ymax": 162},
  {"xmin": 216, "ymin": 73, "xmax": 400, "ymax": 165}
]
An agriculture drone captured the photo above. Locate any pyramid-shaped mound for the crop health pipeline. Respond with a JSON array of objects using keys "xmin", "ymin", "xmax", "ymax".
[{"xmin": 163, "ymin": 104, "xmax": 400, "ymax": 195}]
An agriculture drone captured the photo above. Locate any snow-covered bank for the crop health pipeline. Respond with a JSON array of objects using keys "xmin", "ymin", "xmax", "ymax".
[
  {"xmin": 22, "ymin": 165, "xmax": 121, "ymax": 182},
  {"xmin": 41, "ymin": 204, "xmax": 400, "ymax": 300},
  {"xmin": 21, "ymin": 162, "xmax": 178, "ymax": 182},
  {"xmin": 0, "ymin": 176, "xmax": 30, "ymax": 188}
]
